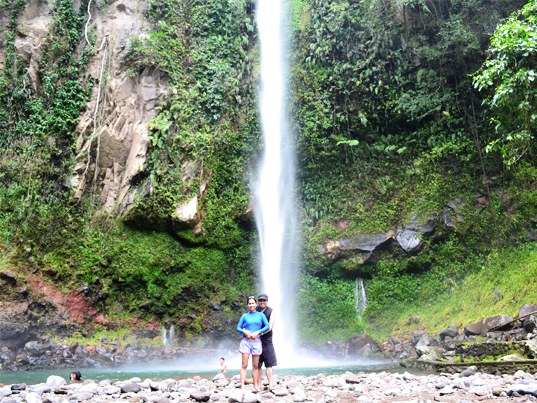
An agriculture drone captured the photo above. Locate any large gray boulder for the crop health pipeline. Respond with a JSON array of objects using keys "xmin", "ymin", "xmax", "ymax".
[
  {"xmin": 438, "ymin": 326, "xmax": 458, "ymax": 340},
  {"xmin": 519, "ymin": 304, "xmax": 537, "ymax": 320},
  {"xmin": 416, "ymin": 346, "xmax": 444, "ymax": 361},
  {"xmin": 318, "ymin": 231, "xmax": 394, "ymax": 265},
  {"xmin": 396, "ymin": 214, "xmax": 436, "ymax": 254},
  {"xmin": 411, "ymin": 330, "xmax": 426, "ymax": 346}
]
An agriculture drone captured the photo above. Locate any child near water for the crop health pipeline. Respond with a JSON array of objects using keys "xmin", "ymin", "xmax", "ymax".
[{"xmin": 219, "ymin": 357, "xmax": 227, "ymax": 373}]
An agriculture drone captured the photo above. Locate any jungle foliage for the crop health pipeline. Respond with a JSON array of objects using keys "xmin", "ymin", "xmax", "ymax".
[{"xmin": 1, "ymin": 0, "xmax": 537, "ymax": 344}]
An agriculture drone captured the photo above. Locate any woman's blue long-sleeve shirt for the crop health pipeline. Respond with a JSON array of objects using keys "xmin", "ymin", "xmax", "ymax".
[{"xmin": 236, "ymin": 311, "xmax": 270, "ymax": 336}]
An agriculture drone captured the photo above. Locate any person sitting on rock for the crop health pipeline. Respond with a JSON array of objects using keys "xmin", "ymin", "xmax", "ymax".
[{"xmin": 219, "ymin": 357, "xmax": 227, "ymax": 373}]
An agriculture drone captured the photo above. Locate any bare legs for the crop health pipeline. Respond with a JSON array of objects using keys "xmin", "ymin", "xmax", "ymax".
[
  {"xmin": 240, "ymin": 354, "xmax": 262, "ymax": 392},
  {"xmin": 252, "ymin": 355, "xmax": 261, "ymax": 392},
  {"xmin": 240, "ymin": 353, "xmax": 249, "ymax": 390},
  {"xmin": 266, "ymin": 367, "xmax": 273, "ymax": 391}
]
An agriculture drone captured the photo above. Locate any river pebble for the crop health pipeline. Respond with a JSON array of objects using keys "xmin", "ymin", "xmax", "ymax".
[{"xmin": 2, "ymin": 369, "xmax": 537, "ymax": 403}]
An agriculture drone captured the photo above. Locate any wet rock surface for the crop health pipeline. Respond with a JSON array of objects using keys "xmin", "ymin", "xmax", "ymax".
[{"xmin": 1, "ymin": 369, "xmax": 536, "ymax": 403}]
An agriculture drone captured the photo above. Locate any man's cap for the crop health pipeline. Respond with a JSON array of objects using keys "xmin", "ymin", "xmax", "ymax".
[{"xmin": 258, "ymin": 293, "xmax": 268, "ymax": 300}]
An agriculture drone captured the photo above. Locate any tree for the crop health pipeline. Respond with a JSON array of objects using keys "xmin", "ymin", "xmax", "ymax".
[{"xmin": 474, "ymin": 0, "xmax": 537, "ymax": 167}]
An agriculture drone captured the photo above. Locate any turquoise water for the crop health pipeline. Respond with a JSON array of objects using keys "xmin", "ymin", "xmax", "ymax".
[{"xmin": 0, "ymin": 361, "xmax": 428, "ymax": 385}]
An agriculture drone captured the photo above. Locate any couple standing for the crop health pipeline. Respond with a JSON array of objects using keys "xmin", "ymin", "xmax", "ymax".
[{"xmin": 236, "ymin": 293, "xmax": 277, "ymax": 391}]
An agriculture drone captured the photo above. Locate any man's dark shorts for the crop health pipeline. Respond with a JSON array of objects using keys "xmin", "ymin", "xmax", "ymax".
[{"xmin": 259, "ymin": 342, "xmax": 277, "ymax": 367}]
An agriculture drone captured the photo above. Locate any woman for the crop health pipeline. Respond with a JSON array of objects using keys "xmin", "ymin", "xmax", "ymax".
[{"xmin": 236, "ymin": 296, "xmax": 270, "ymax": 391}]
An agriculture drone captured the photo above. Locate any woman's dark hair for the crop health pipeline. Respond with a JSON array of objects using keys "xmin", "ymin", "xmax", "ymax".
[
  {"xmin": 247, "ymin": 295, "xmax": 257, "ymax": 304},
  {"xmin": 220, "ymin": 357, "xmax": 225, "ymax": 361},
  {"xmin": 70, "ymin": 371, "xmax": 82, "ymax": 381}
]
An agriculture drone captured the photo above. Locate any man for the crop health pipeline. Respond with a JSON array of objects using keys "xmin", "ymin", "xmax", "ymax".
[{"xmin": 256, "ymin": 293, "xmax": 276, "ymax": 391}]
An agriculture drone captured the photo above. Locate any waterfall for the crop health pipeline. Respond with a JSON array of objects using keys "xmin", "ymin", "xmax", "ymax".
[
  {"xmin": 161, "ymin": 326, "xmax": 168, "ymax": 346},
  {"xmin": 161, "ymin": 325, "xmax": 175, "ymax": 346},
  {"xmin": 355, "ymin": 278, "xmax": 367, "ymax": 319},
  {"xmin": 254, "ymin": 0, "xmax": 297, "ymax": 363},
  {"xmin": 169, "ymin": 325, "xmax": 175, "ymax": 346}
]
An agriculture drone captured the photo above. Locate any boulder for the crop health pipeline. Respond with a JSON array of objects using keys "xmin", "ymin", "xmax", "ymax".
[
  {"xmin": 438, "ymin": 327, "xmax": 458, "ymax": 339},
  {"xmin": 71, "ymin": 393, "xmax": 93, "ymax": 401},
  {"xmin": 29, "ymin": 385, "xmax": 51, "ymax": 395},
  {"xmin": 415, "ymin": 334, "xmax": 431, "ymax": 348},
  {"xmin": 508, "ymin": 383, "xmax": 537, "ymax": 396},
  {"xmin": 346, "ymin": 334, "xmax": 380, "ymax": 358},
  {"xmin": 525, "ymin": 315, "xmax": 537, "ymax": 333},
  {"xmin": 190, "ymin": 391, "xmax": 210, "ymax": 402},
  {"xmin": 483, "ymin": 315, "xmax": 514, "ymax": 331},
  {"xmin": 520, "ymin": 304, "xmax": 537, "ymax": 321},
  {"xmin": 174, "ymin": 196, "xmax": 199, "ymax": 228},
  {"xmin": 396, "ymin": 214, "xmax": 436, "ymax": 254},
  {"xmin": 411, "ymin": 331, "xmax": 425, "ymax": 346},
  {"xmin": 525, "ymin": 339, "xmax": 537, "ymax": 358},
  {"xmin": 272, "ymin": 388, "xmax": 289, "ymax": 396},
  {"xmin": 25, "ymin": 392, "xmax": 41, "ymax": 403},
  {"xmin": 464, "ymin": 321, "xmax": 483, "ymax": 336},
  {"xmin": 121, "ymin": 383, "xmax": 141, "ymax": 393},
  {"xmin": 103, "ymin": 386, "xmax": 121, "ymax": 395},
  {"xmin": 228, "ymin": 390, "xmax": 258, "ymax": 403},
  {"xmin": 415, "ymin": 346, "xmax": 444, "ymax": 361},
  {"xmin": 212, "ymin": 373, "xmax": 225, "ymax": 382},
  {"xmin": 46, "ymin": 376, "xmax": 66, "ymax": 388},
  {"xmin": 0, "ymin": 272, "xmax": 17, "ymax": 285},
  {"xmin": 318, "ymin": 231, "xmax": 394, "ymax": 265}
]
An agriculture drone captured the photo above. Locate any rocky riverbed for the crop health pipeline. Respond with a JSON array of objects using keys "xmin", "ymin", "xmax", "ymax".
[{"xmin": 3, "ymin": 367, "xmax": 537, "ymax": 403}]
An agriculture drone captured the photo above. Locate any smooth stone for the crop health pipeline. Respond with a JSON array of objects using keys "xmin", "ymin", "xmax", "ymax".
[
  {"xmin": 71, "ymin": 393, "xmax": 93, "ymax": 401},
  {"xmin": 439, "ymin": 386, "xmax": 454, "ymax": 395},
  {"xmin": 293, "ymin": 393, "xmax": 306, "ymax": 402},
  {"xmin": 152, "ymin": 398, "xmax": 170, "ymax": 403},
  {"xmin": 103, "ymin": 386, "xmax": 120, "ymax": 395},
  {"xmin": 190, "ymin": 391, "xmax": 210, "ymax": 402},
  {"xmin": 121, "ymin": 383, "xmax": 141, "ymax": 394},
  {"xmin": 26, "ymin": 392, "xmax": 41, "ymax": 403},
  {"xmin": 129, "ymin": 378, "xmax": 142, "ymax": 383},
  {"xmin": 98, "ymin": 380, "xmax": 112, "ymax": 387},
  {"xmin": 508, "ymin": 383, "xmax": 537, "ymax": 396},
  {"xmin": 10, "ymin": 385, "xmax": 25, "ymax": 391},
  {"xmin": 47, "ymin": 377, "xmax": 67, "ymax": 388},
  {"xmin": 210, "ymin": 395, "xmax": 220, "ymax": 401},
  {"xmin": 193, "ymin": 377, "xmax": 202, "ymax": 382},
  {"xmin": 212, "ymin": 374, "xmax": 225, "ymax": 382},
  {"xmin": 345, "ymin": 376, "xmax": 360, "ymax": 384},
  {"xmin": 228, "ymin": 390, "xmax": 257, "ymax": 403},
  {"xmin": 29, "ymin": 386, "xmax": 51, "ymax": 395},
  {"xmin": 272, "ymin": 388, "xmax": 289, "ymax": 397}
]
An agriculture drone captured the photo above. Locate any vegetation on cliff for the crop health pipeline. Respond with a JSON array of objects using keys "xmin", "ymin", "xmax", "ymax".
[{"xmin": 0, "ymin": 0, "xmax": 536, "ymax": 345}]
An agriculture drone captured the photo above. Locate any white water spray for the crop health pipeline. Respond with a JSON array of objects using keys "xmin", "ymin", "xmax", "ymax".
[{"xmin": 254, "ymin": 0, "xmax": 297, "ymax": 365}]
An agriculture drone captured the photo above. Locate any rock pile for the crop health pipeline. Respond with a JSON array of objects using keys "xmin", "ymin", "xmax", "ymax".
[
  {"xmin": 0, "ymin": 338, "xmax": 212, "ymax": 372},
  {"xmin": 4, "ymin": 368, "xmax": 537, "ymax": 403}
]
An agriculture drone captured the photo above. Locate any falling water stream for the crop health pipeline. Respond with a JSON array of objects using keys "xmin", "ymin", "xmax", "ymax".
[
  {"xmin": 355, "ymin": 279, "xmax": 368, "ymax": 320},
  {"xmin": 254, "ymin": 0, "xmax": 297, "ymax": 365}
]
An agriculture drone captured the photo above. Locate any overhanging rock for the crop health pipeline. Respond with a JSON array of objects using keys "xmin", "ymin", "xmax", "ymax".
[
  {"xmin": 396, "ymin": 214, "xmax": 436, "ymax": 254},
  {"xmin": 318, "ymin": 231, "xmax": 394, "ymax": 265}
]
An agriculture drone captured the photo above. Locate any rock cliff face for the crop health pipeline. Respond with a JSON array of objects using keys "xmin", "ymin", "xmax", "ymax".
[{"xmin": 3, "ymin": 0, "xmax": 168, "ymax": 214}]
